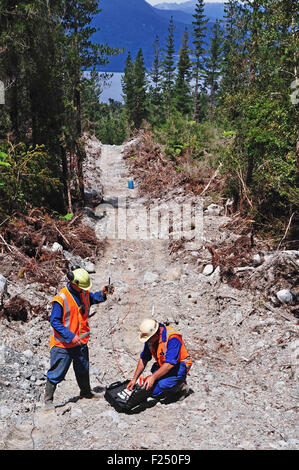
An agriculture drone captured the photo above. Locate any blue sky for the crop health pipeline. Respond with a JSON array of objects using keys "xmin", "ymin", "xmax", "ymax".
[{"xmin": 147, "ymin": 0, "xmax": 224, "ymax": 4}]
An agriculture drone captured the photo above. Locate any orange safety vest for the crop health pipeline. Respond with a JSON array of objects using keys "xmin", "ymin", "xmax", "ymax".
[
  {"xmin": 50, "ymin": 286, "xmax": 91, "ymax": 349},
  {"xmin": 150, "ymin": 325, "xmax": 192, "ymax": 372}
]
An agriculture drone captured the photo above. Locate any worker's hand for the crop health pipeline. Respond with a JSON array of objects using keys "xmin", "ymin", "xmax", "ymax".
[
  {"xmin": 103, "ymin": 285, "xmax": 114, "ymax": 296},
  {"xmin": 70, "ymin": 335, "xmax": 83, "ymax": 347},
  {"xmin": 143, "ymin": 374, "xmax": 155, "ymax": 391},
  {"xmin": 127, "ymin": 379, "xmax": 136, "ymax": 391}
]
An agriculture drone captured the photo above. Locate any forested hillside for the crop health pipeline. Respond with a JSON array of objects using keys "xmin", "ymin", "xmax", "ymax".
[
  {"xmin": 89, "ymin": 0, "xmax": 219, "ymax": 71},
  {"xmin": 91, "ymin": 0, "xmax": 196, "ymax": 71},
  {"xmin": 93, "ymin": 0, "xmax": 299, "ymax": 245},
  {"xmin": 0, "ymin": 0, "xmax": 120, "ymax": 217},
  {"xmin": 0, "ymin": 0, "xmax": 298, "ymax": 244}
]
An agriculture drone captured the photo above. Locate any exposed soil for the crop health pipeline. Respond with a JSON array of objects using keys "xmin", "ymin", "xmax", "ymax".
[{"xmin": 0, "ymin": 134, "xmax": 298, "ymax": 451}]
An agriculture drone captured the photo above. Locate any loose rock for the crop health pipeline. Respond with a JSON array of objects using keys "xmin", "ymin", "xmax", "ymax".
[
  {"xmin": 276, "ymin": 289, "xmax": 293, "ymax": 304},
  {"xmin": 203, "ymin": 264, "xmax": 214, "ymax": 276}
]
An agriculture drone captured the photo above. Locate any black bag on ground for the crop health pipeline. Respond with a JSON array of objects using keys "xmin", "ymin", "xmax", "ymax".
[{"xmin": 104, "ymin": 380, "xmax": 150, "ymax": 413}]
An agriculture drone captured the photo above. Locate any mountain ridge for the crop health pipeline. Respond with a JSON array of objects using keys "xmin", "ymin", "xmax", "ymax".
[
  {"xmin": 153, "ymin": 0, "xmax": 225, "ymax": 20},
  {"xmin": 91, "ymin": 0, "xmax": 214, "ymax": 72}
]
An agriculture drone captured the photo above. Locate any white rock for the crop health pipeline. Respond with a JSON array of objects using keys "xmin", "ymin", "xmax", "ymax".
[
  {"xmin": 276, "ymin": 289, "xmax": 293, "ymax": 304},
  {"xmin": 83, "ymin": 261, "xmax": 96, "ymax": 273},
  {"xmin": 71, "ymin": 406, "xmax": 83, "ymax": 419},
  {"xmin": 0, "ymin": 406, "xmax": 12, "ymax": 418},
  {"xmin": 23, "ymin": 349, "xmax": 34, "ymax": 360},
  {"xmin": 143, "ymin": 271, "xmax": 159, "ymax": 283},
  {"xmin": 0, "ymin": 274, "xmax": 7, "ymax": 294},
  {"xmin": 252, "ymin": 253, "xmax": 262, "ymax": 266},
  {"xmin": 206, "ymin": 204, "xmax": 222, "ymax": 216},
  {"xmin": 51, "ymin": 242, "xmax": 63, "ymax": 252},
  {"xmin": 203, "ymin": 264, "xmax": 214, "ymax": 276},
  {"xmin": 274, "ymin": 381, "xmax": 286, "ymax": 391},
  {"xmin": 210, "ymin": 266, "xmax": 220, "ymax": 279}
]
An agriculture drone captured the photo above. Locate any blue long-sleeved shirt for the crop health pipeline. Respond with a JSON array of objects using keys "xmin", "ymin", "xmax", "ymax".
[
  {"xmin": 50, "ymin": 282, "xmax": 107, "ymax": 343},
  {"xmin": 140, "ymin": 324, "xmax": 181, "ymax": 365}
]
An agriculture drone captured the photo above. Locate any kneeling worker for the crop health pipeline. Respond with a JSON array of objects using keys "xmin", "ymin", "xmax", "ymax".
[
  {"xmin": 44, "ymin": 267, "xmax": 114, "ymax": 411},
  {"xmin": 127, "ymin": 319, "xmax": 192, "ymax": 400}
]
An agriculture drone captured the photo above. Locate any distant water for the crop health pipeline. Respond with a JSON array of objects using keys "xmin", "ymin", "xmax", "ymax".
[
  {"xmin": 83, "ymin": 71, "xmax": 124, "ymax": 104},
  {"xmin": 87, "ymin": 70, "xmax": 200, "ymax": 104},
  {"xmin": 99, "ymin": 72, "xmax": 124, "ymax": 104}
]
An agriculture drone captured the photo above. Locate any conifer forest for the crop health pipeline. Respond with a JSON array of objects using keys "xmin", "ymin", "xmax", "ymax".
[{"xmin": 0, "ymin": 0, "xmax": 298, "ymax": 244}]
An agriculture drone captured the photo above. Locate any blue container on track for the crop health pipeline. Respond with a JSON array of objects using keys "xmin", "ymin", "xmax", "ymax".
[{"xmin": 128, "ymin": 180, "xmax": 134, "ymax": 189}]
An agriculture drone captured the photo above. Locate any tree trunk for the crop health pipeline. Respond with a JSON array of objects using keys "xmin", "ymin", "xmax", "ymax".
[
  {"xmin": 60, "ymin": 146, "xmax": 73, "ymax": 214},
  {"xmin": 73, "ymin": 12, "xmax": 85, "ymax": 203},
  {"xmin": 193, "ymin": 73, "xmax": 199, "ymax": 124},
  {"xmin": 209, "ymin": 82, "xmax": 215, "ymax": 121}
]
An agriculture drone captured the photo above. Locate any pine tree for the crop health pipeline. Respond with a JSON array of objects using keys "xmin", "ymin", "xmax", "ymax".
[
  {"xmin": 81, "ymin": 70, "xmax": 113, "ymax": 136},
  {"xmin": 217, "ymin": 0, "xmax": 298, "ymax": 230},
  {"xmin": 0, "ymin": 0, "xmax": 120, "ymax": 215},
  {"xmin": 220, "ymin": 0, "xmax": 245, "ymax": 99},
  {"xmin": 149, "ymin": 36, "xmax": 163, "ymax": 107},
  {"xmin": 133, "ymin": 48, "xmax": 148, "ymax": 129},
  {"xmin": 162, "ymin": 16, "xmax": 176, "ymax": 117},
  {"xmin": 175, "ymin": 27, "xmax": 192, "ymax": 116},
  {"xmin": 122, "ymin": 52, "xmax": 136, "ymax": 126},
  {"xmin": 204, "ymin": 20, "xmax": 223, "ymax": 120},
  {"xmin": 148, "ymin": 35, "xmax": 164, "ymax": 125},
  {"xmin": 122, "ymin": 49, "xmax": 148, "ymax": 130},
  {"xmin": 0, "ymin": 1, "xmax": 67, "ymax": 210},
  {"xmin": 192, "ymin": 0, "xmax": 208, "ymax": 123},
  {"xmin": 62, "ymin": 0, "xmax": 120, "ymax": 207}
]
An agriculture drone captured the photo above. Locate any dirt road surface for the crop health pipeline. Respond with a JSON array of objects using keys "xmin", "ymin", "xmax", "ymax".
[{"xmin": 0, "ymin": 139, "xmax": 298, "ymax": 451}]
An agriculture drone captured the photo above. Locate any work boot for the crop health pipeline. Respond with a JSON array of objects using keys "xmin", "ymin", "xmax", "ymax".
[
  {"xmin": 176, "ymin": 380, "xmax": 190, "ymax": 401},
  {"xmin": 76, "ymin": 374, "xmax": 102, "ymax": 400},
  {"xmin": 147, "ymin": 393, "xmax": 165, "ymax": 406},
  {"xmin": 162, "ymin": 380, "xmax": 190, "ymax": 403},
  {"xmin": 44, "ymin": 379, "xmax": 56, "ymax": 412},
  {"xmin": 170, "ymin": 379, "xmax": 190, "ymax": 401}
]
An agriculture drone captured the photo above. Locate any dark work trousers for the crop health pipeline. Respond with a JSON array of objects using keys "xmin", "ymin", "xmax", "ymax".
[
  {"xmin": 47, "ymin": 344, "xmax": 89, "ymax": 385},
  {"xmin": 150, "ymin": 361, "xmax": 187, "ymax": 398}
]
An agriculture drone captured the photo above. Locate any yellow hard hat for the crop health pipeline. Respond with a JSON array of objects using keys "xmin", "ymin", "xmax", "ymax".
[
  {"xmin": 139, "ymin": 318, "xmax": 159, "ymax": 343},
  {"xmin": 69, "ymin": 268, "xmax": 92, "ymax": 291}
]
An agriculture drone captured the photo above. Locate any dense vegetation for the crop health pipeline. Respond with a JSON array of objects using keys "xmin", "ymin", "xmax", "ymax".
[
  {"xmin": 0, "ymin": 0, "xmax": 120, "ymax": 218},
  {"xmin": 0, "ymin": 0, "xmax": 298, "ymax": 245},
  {"xmin": 118, "ymin": 0, "xmax": 298, "ymax": 243}
]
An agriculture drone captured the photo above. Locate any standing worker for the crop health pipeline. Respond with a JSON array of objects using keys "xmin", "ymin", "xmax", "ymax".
[
  {"xmin": 44, "ymin": 267, "xmax": 114, "ymax": 411},
  {"xmin": 127, "ymin": 319, "xmax": 192, "ymax": 401}
]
